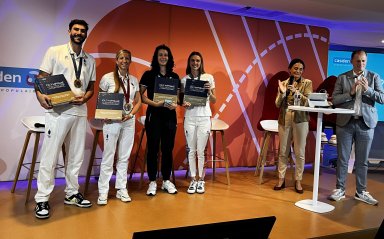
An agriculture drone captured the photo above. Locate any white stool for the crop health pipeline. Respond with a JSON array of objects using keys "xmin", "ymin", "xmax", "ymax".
[
  {"xmin": 11, "ymin": 116, "xmax": 65, "ymax": 204},
  {"xmin": 255, "ymin": 120, "xmax": 279, "ymax": 184},
  {"xmin": 208, "ymin": 119, "xmax": 230, "ymax": 185}
]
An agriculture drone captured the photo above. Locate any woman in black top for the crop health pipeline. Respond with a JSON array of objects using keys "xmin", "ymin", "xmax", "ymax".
[{"xmin": 139, "ymin": 44, "xmax": 180, "ymax": 196}]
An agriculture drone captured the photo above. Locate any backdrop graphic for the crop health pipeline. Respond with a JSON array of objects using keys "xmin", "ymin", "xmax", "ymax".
[{"xmin": 0, "ymin": 0, "xmax": 329, "ymax": 181}]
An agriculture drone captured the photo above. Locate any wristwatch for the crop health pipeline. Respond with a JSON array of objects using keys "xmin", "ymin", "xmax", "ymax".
[{"xmin": 129, "ymin": 113, "xmax": 134, "ymax": 119}]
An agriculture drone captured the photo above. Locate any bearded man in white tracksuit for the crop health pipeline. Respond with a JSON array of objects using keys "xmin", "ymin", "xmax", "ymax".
[{"xmin": 34, "ymin": 19, "xmax": 96, "ymax": 219}]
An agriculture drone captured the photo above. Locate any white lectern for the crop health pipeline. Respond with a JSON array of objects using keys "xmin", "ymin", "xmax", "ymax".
[{"xmin": 288, "ymin": 106, "xmax": 354, "ymax": 213}]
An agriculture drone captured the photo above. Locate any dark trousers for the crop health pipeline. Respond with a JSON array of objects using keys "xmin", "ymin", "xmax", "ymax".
[{"xmin": 145, "ymin": 110, "xmax": 177, "ymax": 181}]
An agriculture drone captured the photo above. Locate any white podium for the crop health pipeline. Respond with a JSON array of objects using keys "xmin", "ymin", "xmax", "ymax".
[{"xmin": 288, "ymin": 106, "xmax": 354, "ymax": 213}]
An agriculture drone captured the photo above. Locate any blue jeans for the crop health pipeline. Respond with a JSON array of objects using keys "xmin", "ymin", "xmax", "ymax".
[{"xmin": 336, "ymin": 118, "xmax": 374, "ymax": 193}]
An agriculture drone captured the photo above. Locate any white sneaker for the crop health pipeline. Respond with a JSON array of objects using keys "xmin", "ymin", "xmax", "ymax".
[
  {"xmin": 321, "ymin": 132, "xmax": 328, "ymax": 143},
  {"xmin": 116, "ymin": 189, "xmax": 131, "ymax": 202},
  {"xmin": 354, "ymin": 191, "xmax": 378, "ymax": 205},
  {"xmin": 146, "ymin": 181, "xmax": 157, "ymax": 196},
  {"xmin": 328, "ymin": 189, "xmax": 345, "ymax": 201},
  {"xmin": 161, "ymin": 180, "xmax": 177, "ymax": 194},
  {"xmin": 196, "ymin": 180, "xmax": 205, "ymax": 194},
  {"xmin": 187, "ymin": 180, "xmax": 197, "ymax": 194},
  {"xmin": 328, "ymin": 135, "xmax": 337, "ymax": 145},
  {"xmin": 97, "ymin": 194, "xmax": 108, "ymax": 205}
]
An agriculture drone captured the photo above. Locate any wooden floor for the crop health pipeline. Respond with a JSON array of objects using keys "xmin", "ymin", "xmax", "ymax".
[{"xmin": 2, "ymin": 166, "xmax": 384, "ymax": 239}]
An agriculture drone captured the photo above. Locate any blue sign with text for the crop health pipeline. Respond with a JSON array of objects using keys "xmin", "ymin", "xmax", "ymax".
[{"xmin": 0, "ymin": 66, "xmax": 39, "ymax": 88}]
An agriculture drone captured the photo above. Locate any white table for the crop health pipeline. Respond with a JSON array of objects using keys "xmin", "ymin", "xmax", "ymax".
[{"xmin": 288, "ymin": 106, "xmax": 354, "ymax": 213}]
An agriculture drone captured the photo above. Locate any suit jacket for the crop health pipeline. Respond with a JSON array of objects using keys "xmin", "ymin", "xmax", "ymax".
[
  {"xmin": 332, "ymin": 70, "xmax": 384, "ymax": 128},
  {"xmin": 275, "ymin": 77, "xmax": 313, "ymax": 126}
]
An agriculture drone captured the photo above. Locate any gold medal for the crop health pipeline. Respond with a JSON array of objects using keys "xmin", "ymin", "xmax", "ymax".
[{"xmin": 74, "ymin": 78, "xmax": 82, "ymax": 88}]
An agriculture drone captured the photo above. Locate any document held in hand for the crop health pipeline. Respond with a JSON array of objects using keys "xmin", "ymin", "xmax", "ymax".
[
  {"xmin": 35, "ymin": 74, "xmax": 75, "ymax": 106},
  {"xmin": 183, "ymin": 79, "xmax": 208, "ymax": 106},
  {"xmin": 95, "ymin": 92, "xmax": 124, "ymax": 120},
  {"xmin": 153, "ymin": 77, "xmax": 178, "ymax": 104}
]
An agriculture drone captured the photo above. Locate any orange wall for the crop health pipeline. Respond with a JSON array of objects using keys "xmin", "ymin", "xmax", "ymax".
[{"xmin": 84, "ymin": 1, "xmax": 329, "ymax": 170}]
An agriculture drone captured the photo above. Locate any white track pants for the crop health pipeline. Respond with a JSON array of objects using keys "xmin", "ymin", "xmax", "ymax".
[
  {"xmin": 184, "ymin": 116, "xmax": 211, "ymax": 179},
  {"xmin": 98, "ymin": 118, "xmax": 135, "ymax": 194},
  {"xmin": 35, "ymin": 112, "xmax": 86, "ymax": 202}
]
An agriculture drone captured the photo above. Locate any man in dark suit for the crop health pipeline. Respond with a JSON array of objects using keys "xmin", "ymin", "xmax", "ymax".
[{"xmin": 328, "ymin": 50, "xmax": 384, "ymax": 205}]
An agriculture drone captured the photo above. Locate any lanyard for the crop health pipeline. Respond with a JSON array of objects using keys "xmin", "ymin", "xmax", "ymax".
[{"xmin": 70, "ymin": 54, "xmax": 83, "ymax": 80}]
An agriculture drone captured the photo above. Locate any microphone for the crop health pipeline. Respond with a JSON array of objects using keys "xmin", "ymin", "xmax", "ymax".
[{"xmin": 286, "ymin": 76, "xmax": 294, "ymax": 95}]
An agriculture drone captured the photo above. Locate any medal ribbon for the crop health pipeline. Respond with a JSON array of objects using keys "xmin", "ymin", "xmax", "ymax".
[
  {"xmin": 119, "ymin": 75, "xmax": 130, "ymax": 103},
  {"xmin": 70, "ymin": 54, "xmax": 83, "ymax": 82}
]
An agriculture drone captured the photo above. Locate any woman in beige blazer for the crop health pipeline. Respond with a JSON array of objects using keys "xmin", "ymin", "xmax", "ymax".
[{"xmin": 274, "ymin": 58, "xmax": 312, "ymax": 193}]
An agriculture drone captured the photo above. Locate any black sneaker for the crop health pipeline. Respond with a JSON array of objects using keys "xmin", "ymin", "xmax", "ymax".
[
  {"xmin": 35, "ymin": 201, "xmax": 50, "ymax": 219},
  {"xmin": 64, "ymin": 192, "xmax": 92, "ymax": 208}
]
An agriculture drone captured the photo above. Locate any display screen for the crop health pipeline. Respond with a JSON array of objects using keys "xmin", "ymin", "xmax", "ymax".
[{"xmin": 328, "ymin": 50, "xmax": 384, "ymax": 121}]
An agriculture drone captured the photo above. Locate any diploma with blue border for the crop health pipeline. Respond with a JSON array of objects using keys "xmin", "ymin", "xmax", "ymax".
[
  {"xmin": 35, "ymin": 74, "xmax": 75, "ymax": 106},
  {"xmin": 153, "ymin": 77, "xmax": 178, "ymax": 104},
  {"xmin": 183, "ymin": 79, "xmax": 208, "ymax": 106},
  {"xmin": 95, "ymin": 92, "xmax": 124, "ymax": 120}
]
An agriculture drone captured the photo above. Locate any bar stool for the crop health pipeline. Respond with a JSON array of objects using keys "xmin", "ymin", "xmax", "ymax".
[
  {"xmin": 207, "ymin": 118, "xmax": 230, "ymax": 185},
  {"xmin": 255, "ymin": 120, "xmax": 279, "ymax": 184},
  {"xmin": 11, "ymin": 116, "xmax": 66, "ymax": 204},
  {"xmin": 129, "ymin": 116, "xmax": 146, "ymax": 182},
  {"xmin": 84, "ymin": 118, "xmax": 104, "ymax": 195}
]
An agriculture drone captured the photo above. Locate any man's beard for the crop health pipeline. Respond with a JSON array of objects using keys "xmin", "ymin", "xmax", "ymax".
[{"xmin": 70, "ymin": 34, "xmax": 86, "ymax": 45}]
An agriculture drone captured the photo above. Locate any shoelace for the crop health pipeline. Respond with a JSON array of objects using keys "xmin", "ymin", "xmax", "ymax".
[
  {"xmin": 333, "ymin": 189, "xmax": 343, "ymax": 194},
  {"xmin": 119, "ymin": 190, "xmax": 129, "ymax": 197},
  {"xmin": 38, "ymin": 202, "xmax": 49, "ymax": 210},
  {"xmin": 76, "ymin": 193, "xmax": 84, "ymax": 200},
  {"xmin": 167, "ymin": 183, "xmax": 175, "ymax": 189},
  {"xmin": 361, "ymin": 191, "xmax": 372, "ymax": 198}
]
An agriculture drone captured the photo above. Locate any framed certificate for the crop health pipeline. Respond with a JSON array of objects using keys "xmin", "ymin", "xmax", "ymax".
[
  {"xmin": 35, "ymin": 74, "xmax": 75, "ymax": 106},
  {"xmin": 183, "ymin": 79, "xmax": 208, "ymax": 106},
  {"xmin": 153, "ymin": 77, "xmax": 178, "ymax": 104},
  {"xmin": 95, "ymin": 92, "xmax": 124, "ymax": 120}
]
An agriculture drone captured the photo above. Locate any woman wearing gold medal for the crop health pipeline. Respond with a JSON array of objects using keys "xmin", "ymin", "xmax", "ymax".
[{"xmin": 97, "ymin": 49, "xmax": 141, "ymax": 205}]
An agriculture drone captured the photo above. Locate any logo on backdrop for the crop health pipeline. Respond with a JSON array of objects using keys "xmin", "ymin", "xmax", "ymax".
[
  {"xmin": 332, "ymin": 57, "xmax": 350, "ymax": 65},
  {"xmin": 0, "ymin": 66, "xmax": 38, "ymax": 93}
]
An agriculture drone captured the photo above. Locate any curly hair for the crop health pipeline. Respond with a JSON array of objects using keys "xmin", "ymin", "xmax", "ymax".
[{"xmin": 150, "ymin": 44, "xmax": 175, "ymax": 74}]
